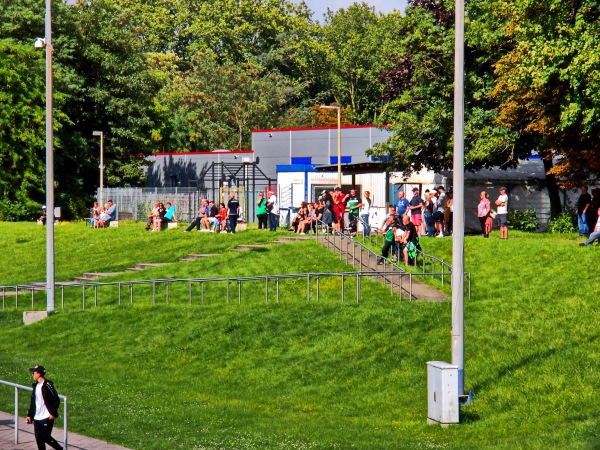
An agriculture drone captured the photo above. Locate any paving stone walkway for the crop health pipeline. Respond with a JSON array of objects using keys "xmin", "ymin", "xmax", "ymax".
[{"xmin": 0, "ymin": 411, "xmax": 130, "ymax": 450}]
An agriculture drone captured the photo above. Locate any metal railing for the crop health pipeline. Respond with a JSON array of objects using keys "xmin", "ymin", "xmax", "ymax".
[
  {"xmin": 0, "ymin": 379, "xmax": 68, "ymax": 448},
  {"xmin": 309, "ymin": 217, "xmax": 470, "ymax": 301},
  {"xmin": 0, "ymin": 271, "xmax": 425, "ymax": 311}
]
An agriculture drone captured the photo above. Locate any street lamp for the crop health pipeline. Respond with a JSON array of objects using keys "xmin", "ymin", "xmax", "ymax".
[
  {"xmin": 35, "ymin": 0, "xmax": 54, "ymax": 313},
  {"xmin": 320, "ymin": 105, "xmax": 342, "ymax": 187},
  {"xmin": 93, "ymin": 131, "xmax": 104, "ymax": 207}
]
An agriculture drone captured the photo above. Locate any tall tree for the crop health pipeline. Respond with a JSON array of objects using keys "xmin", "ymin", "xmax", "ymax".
[
  {"xmin": 321, "ymin": 3, "xmax": 403, "ymax": 124},
  {"xmin": 0, "ymin": 41, "xmax": 46, "ymax": 220},
  {"xmin": 155, "ymin": 52, "xmax": 299, "ymax": 151}
]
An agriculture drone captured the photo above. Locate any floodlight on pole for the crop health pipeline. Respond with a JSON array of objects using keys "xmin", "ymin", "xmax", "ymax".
[
  {"xmin": 93, "ymin": 131, "xmax": 104, "ymax": 207},
  {"xmin": 320, "ymin": 105, "xmax": 342, "ymax": 187}
]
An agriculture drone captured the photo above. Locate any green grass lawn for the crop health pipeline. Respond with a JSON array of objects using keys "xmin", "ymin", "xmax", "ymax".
[{"xmin": 0, "ymin": 223, "xmax": 598, "ymax": 449}]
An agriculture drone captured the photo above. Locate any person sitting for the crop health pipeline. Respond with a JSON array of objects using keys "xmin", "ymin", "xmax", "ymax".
[
  {"xmin": 185, "ymin": 200, "xmax": 208, "ymax": 232},
  {"xmin": 580, "ymin": 207, "xmax": 600, "ymax": 246},
  {"xmin": 145, "ymin": 202, "xmax": 159, "ymax": 230},
  {"xmin": 97, "ymin": 199, "xmax": 117, "ymax": 227},
  {"xmin": 96, "ymin": 204, "xmax": 110, "ymax": 228},
  {"xmin": 216, "ymin": 202, "xmax": 228, "ymax": 233},
  {"xmin": 203, "ymin": 200, "xmax": 218, "ymax": 231},
  {"xmin": 290, "ymin": 203, "xmax": 308, "ymax": 233},
  {"xmin": 162, "ymin": 201, "xmax": 177, "ymax": 228},
  {"xmin": 152, "ymin": 202, "xmax": 165, "ymax": 231},
  {"xmin": 91, "ymin": 202, "xmax": 102, "ymax": 228},
  {"xmin": 39, "ymin": 205, "xmax": 47, "ymax": 225},
  {"xmin": 297, "ymin": 203, "xmax": 314, "ymax": 235}
]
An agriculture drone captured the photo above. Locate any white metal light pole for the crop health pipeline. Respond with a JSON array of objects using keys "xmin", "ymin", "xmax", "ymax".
[
  {"xmin": 452, "ymin": 0, "xmax": 466, "ymax": 397},
  {"xmin": 37, "ymin": 0, "xmax": 55, "ymax": 313},
  {"xmin": 93, "ymin": 131, "xmax": 104, "ymax": 207},
  {"xmin": 320, "ymin": 105, "xmax": 342, "ymax": 187}
]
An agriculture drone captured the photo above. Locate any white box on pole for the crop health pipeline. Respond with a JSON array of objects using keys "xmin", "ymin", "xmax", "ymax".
[{"xmin": 427, "ymin": 361, "xmax": 459, "ymax": 426}]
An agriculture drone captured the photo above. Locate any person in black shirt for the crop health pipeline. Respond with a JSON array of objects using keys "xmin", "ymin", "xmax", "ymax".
[
  {"xmin": 399, "ymin": 215, "xmax": 419, "ymax": 265},
  {"xmin": 577, "ymin": 185, "xmax": 592, "ymax": 236},
  {"xmin": 226, "ymin": 193, "xmax": 241, "ymax": 234}
]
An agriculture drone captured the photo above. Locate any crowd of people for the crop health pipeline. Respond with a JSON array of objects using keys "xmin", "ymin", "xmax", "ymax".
[
  {"xmin": 287, "ymin": 187, "xmax": 371, "ymax": 237},
  {"xmin": 89, "ymin": 199, "xmax": 117, "ymax": 228}
]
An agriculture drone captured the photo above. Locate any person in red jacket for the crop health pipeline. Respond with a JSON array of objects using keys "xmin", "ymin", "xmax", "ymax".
[{"xmin": 26, "ymin": 365, "xmax": 63, "ymax": 450}]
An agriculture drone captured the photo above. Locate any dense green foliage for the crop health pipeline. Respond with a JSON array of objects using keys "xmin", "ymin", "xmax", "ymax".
[
  {"xmin": 0, "ymin": 227, "xmax": 598, "ymax": 449},
  {"xmin": 1, "ymin": 0, "xmax": 599, "ymax": 219},
  {"xmin": 507, "ymin": 207, "xmax": 540, "ymax": 232}
]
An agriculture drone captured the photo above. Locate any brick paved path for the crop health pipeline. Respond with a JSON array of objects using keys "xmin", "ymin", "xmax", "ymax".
[{"xmin": 0, "ymin": 411, "xmax": 130, "ymax": 450}]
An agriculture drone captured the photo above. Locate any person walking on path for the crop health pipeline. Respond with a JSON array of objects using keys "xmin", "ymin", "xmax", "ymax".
[
  {"xmin": 26, "ymin": 365, "xmax": 63, "ymax": 450},
  {"xmin": 495, "ymin": 187, "xmax": 509, "ymax": 239},
  {"xmin": 358, "ymin": 191, "xmax": 371, "ymax": 237}
]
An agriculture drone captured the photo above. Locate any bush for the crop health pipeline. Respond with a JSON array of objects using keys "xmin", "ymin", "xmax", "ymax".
[
  {"xmin": 508, "ymin": 208, "xmax": 540, "ymax": 232},
  {"xmin": 547, "ymin": 211, "xmax": 577, "ymax": 234}
]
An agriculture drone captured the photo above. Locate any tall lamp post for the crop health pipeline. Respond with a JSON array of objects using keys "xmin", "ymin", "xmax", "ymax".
[
  {"xmin": 320, "ymin": 105, "xmax": 342, "ymax": 187},
  {"xmin": 93, "ymin": 131, "xmax": 104, "ymax": 207},
  {"xmin": 452, "ymin": 0, "xmax": 466, "ymax": 398},
  {"xmin": 35, "ymin": 0, "xmax": 54, "ymax": 313}
]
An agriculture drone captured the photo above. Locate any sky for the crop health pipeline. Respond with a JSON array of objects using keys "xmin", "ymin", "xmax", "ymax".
[{"xmin": 298, "ymin": 0, "xmax": 408, "ymax": 21}]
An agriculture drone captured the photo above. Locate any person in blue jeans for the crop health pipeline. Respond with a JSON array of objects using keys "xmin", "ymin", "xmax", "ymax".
[
  {"xmin": 580, "ymin": 207, "xmax": 600, "ymax": 246},
  {"xmin": 576, "ymin": 186, "xmax": 592, "ymax": 236},
  {"xmin": 359, "ymin": 191, "xmax": 371, "ymax": 237}
]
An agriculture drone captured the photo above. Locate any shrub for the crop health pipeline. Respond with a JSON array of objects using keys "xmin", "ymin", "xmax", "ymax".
[
  {"xmin": 508, "ymin": 208, "xmax": 540, "ymax": 232},
  {"xmin": 547, "ymin": 211, "xmax": 577, "ymax": 234}
]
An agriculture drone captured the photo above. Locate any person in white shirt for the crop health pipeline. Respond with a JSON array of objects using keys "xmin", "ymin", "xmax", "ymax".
[
  {"xmin": 26, "ymin": 365, "xmax": 63, "ymax": 450},
  {"xmin": 358, "ymin": 191, "xmax": 371, "ymax": 237},
  {"xmin": 495, "ymin": 187, "xmax": 509, "ymax": 239},
  {"xmin": 267, "ymin": 190, "xmax": 278, "ymax": 231}
]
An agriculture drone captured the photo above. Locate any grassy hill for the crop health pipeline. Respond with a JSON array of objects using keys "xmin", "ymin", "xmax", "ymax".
[{"xmin": 0, "ymin": 223, "xmax": 598, "ymax": 449}]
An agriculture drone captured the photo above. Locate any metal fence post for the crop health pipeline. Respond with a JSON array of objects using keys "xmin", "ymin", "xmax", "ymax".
[
  {"xmin": 307, "ymin": 274, "xmax": 310, "ymax": 302},
  {"xmin": 63, "ymin": 396, "xmax": 68, "ymax": 449},
  {"xmin": 265, "ymin": 277, "xmax": 268, "ymax": 304},
  {"xmin": 188, "ymin": 281, "xmax": 192, "ymax": 305},
  {"xmin": 82, "ymin": 284, "xmax": 85, "ymax": 310},
  {"xmin": 31, "ymin": 287, "xmax": 34, "ymax": 309},
  {"xmin": 14, "ymin": 387, "xmax": 18, "ymax": 444},
  {"xmin": 227, "ymin": 280, "xmax": 230, "ymax": 304},
  {"xmin": 153, "ymin": 281, "xmax": 156, "ymax": 305},
  {"xmin": 118, "ymin": 282, "xmax": 121, "ymax": 305},
  {"xmin": 94, "ymin": 285, "xmax": 97, "ymax": 307},
  {"xmin": 356, "ymin": 273, "xmax": 360, "ymax": 304},
  {"xmin": 166, "ymin": 281, "xmax": 169, "ymax": 304},
  {"xmin": 341, "ymin": 274, "xmax": 344, "ymax": 304},
  {"xmin": 238, "ymin": 281, "xmax": 241, "ymax": 304}
]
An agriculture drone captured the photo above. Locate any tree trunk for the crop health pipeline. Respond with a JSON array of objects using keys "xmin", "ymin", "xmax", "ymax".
[{"xmin": 543, "ymin": 158, "xmax": 563, "ymax": 219}]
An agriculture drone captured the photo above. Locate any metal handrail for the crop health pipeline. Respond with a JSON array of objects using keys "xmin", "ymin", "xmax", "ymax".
[
  {"xmin": 312, "ymin": 217, "xmax": 471, "ymax": 301},
  {"xmin": 0, "ymin": 271, "xmax": 425, "ymax": 310},
  {"xmin": 0, "ymin": 379, "xmax": 68, "ymax": 448}
]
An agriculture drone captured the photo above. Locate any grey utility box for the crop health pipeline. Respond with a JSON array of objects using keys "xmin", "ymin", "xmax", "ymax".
[{"xmin": 427, "ymin": 361, "xmax": 459, "ymax": 426}]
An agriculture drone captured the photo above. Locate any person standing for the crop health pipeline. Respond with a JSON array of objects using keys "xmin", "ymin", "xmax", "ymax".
[
  {"xmin": 495, "ymin": 187, "xmax": 509, "ymax": 239},
  {"xmin": 267, "ymin": 190, "xmax": 278, "ymax": 231},
  {"xmin": 26, "ymin": 365, "xmax": 63, "ymax": 450},
  {"xmin": 477, "ymin": 191, "xmax": 492, "ymax": 238},
  {"xmin": 256, "ymin": 192, "xmax": 268, "ymax": 231},
  {"xmin": 576, "ymin": 185, "xmax": 592, "ymax": 236},
  {"xmin": 39, "ymin": 206, "xmax": 47, "ymax": 225},
  {"xmin": 423, "ymin": 190, "xmax": 434, "ymax": 237},
  {"xmin": 226, "ymin": 192, "xmax": 241, "ymax": 234},
  {"xmin": 396, "ymin": 190, "xmax": 410, "ymax": 218},
  {"xmin": 358, "ymin": 191, "xmax": 371, "ymax": 237},
  {"xmin": 408, "ymin": 187, "xmax": 423, "ymax": 235},
  {"xmin": 435, "ymin": 186, "xmax": 446, "ymax": 237},
  {"xmin": 345, "ymin": 188, "xmax": 360, "ymax": 237}
]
